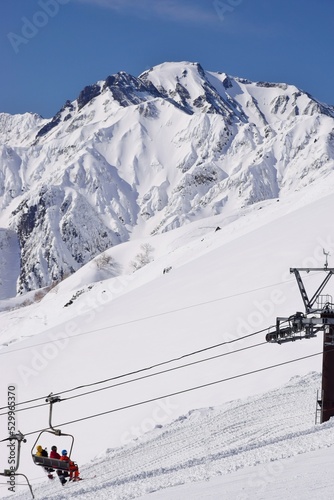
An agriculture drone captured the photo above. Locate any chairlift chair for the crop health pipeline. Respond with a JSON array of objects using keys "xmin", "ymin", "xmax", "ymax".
[{"xmin": 31, "ymin": 394, "xmax": 75, "ymax": 474}]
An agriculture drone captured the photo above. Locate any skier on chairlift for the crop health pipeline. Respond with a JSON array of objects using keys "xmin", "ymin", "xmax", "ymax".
[
  {"xmin": 50, "ymin": 445, "xmax": 69, "ymax": 485},
  {"xmin": 60, "ymin": 449, "xmax": 82, "ymax": 483},
  {"xmin": 35, "ymin": 445, "xmax": 54, "ymax": 479},
  {"xmin": 50, "ymin": 445, "xmax": 60, "ymax": 459}
]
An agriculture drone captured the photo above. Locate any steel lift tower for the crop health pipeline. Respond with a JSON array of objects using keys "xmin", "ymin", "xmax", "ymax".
[{"xmin": 266, "ymin": 255, "xmax": 334, "ymax": 423}]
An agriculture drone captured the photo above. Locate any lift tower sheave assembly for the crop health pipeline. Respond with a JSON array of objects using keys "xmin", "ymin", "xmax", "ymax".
[{"xmin": 266, "ymin": 264, "xmax": 334, "ymax": 424}]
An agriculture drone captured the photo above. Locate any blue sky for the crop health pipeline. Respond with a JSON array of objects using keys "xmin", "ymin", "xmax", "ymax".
[{"xmin": 1, "ymin": 0, "xmax": 333, "ymax": 117}]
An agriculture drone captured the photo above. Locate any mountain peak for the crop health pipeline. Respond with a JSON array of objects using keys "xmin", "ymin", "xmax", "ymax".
[{"xmin": 139, "ymin": 61, "xmax": 235, "ymax": 116}]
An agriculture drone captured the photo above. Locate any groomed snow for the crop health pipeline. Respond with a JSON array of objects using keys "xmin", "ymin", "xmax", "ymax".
[{"xmin": 3, "ymin": 373, "xmax": 334, "ymax": 499}]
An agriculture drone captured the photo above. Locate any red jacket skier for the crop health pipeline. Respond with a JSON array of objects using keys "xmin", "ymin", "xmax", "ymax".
[
  {"xmin": 50, "ymin": 446, "xmax": 60, "ymax": 459},
  {"xmin": 60, "ymin": 450, "xmax": 81, "ymax": 481}
]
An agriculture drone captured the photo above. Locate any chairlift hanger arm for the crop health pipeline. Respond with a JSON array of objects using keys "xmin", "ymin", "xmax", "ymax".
[
  {"xmin": 0, "ymin": 472, "xmax": 34, "ymax": 499},
  {"xmin": 16, "ymin": 473, "xmax": 35, "ymax": 499},
  {"xmin": 31, "ymin": 395, "xmax": 74, "ymax": 461},
  {"xmin": 45, "ymin": 393, "xmax": 62, "ymax": 433},
  {"xmin": 0, "ymin": 432, "xmax": 34, "ymax": 499}
]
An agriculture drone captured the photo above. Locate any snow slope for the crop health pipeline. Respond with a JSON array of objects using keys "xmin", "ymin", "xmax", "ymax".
[
  {"xmin": 139, "ymin": 446, "xmax": 334, "ymax": 500},
  {"xmin": 3, "ymin": 373, "xmax": 334, "ymax": 499},
  {"xmin": 1, "ymin": 176, "xmax": 334, "ymax": 498}
]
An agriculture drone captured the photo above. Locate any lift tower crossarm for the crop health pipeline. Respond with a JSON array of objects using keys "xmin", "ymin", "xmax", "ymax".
[{"xmin": 290, "ymin": 268, "xmax": 334, "ymax": 313}]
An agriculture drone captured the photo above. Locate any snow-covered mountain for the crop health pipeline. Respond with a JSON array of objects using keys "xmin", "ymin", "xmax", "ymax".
[{"xmin": 1, "ymin": 61, "xmax": 334, "ymax": 295}]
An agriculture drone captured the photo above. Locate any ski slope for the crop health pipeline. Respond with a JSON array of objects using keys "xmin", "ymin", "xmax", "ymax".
[
  {"xmin": 1, "ymin": 177, "xmax": 334, "ymax": 498},
  {"xmin": 4, "ymin": 373, "xmax": 334, "ymax": 499}
]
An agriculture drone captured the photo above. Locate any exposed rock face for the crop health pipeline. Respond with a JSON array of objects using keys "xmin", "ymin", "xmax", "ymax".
[{"xmin": 1, "ymin": 61, "xmax": 334, "ymax": 295}]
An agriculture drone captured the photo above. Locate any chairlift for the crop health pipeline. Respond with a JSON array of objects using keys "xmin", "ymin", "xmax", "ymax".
[
  {"xmin": 0, "ymin": 431, "xmax": 35, "ymax": 499},
  {"xmin": 31, "ymin": 394, "xmax": 75, "ymax": 475}
]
